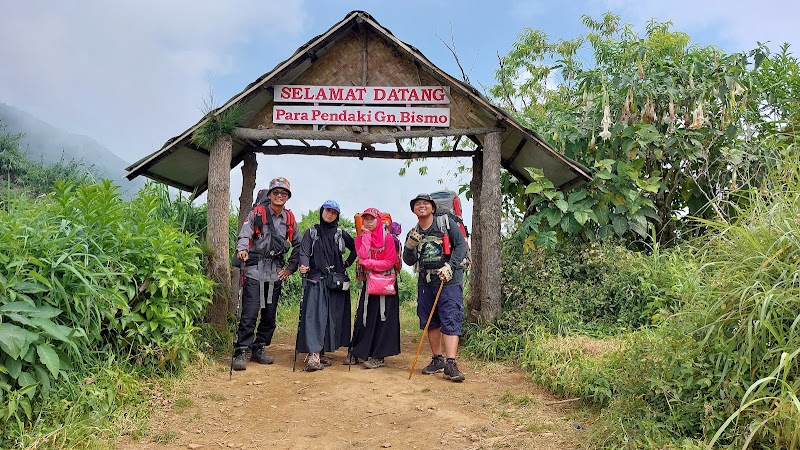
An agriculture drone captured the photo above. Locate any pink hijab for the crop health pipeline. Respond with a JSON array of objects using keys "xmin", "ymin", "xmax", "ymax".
[
  {"xmin": 355, "ymin": 208, "xmax": 396, "ymax": 272},
  {"xmin": 361, "ymin": 207, "xmax": 386, "ymax": 248}
]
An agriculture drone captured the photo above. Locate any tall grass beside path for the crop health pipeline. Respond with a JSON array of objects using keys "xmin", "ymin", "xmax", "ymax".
[
  {"xmin": 687, "ymin": 184, "xmax": 800, "ymax": 447},
  {"xmin": 0, "ymin": 180, "xmax": 213, "ymax": 448}
]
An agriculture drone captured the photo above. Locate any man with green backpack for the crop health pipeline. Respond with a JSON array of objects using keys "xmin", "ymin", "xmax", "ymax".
[{"xmin": 403, "ymin": 193, "xmax": 468, "ymax": 382}]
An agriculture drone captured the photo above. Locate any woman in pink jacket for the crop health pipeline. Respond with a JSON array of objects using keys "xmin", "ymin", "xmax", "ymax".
[{"xmin": 349, "ymin": 207, "xmax": 401, "ymax": 369}]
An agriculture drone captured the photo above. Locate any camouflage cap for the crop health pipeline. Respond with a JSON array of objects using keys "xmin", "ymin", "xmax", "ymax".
[{"xmin": 268, "ymin": 177, "xmax": 291, "ymax": 198}]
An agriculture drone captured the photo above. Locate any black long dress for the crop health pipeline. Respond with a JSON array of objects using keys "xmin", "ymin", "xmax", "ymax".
[
  {"xmin": 350, "ymin": 228, "xmax": 401, "ymax": 360},
  {"xmin": 296, "ymin": 210, "xmax": 356, "ymax": 354},
  {"xmin": 350, "ymin": 287, "xmax": 401, "ymax": 360}
]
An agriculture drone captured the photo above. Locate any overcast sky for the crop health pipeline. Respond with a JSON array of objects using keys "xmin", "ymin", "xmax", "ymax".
[{"xmin": 2, "ymin": 0, "xmax": 799, "ymax": 232}]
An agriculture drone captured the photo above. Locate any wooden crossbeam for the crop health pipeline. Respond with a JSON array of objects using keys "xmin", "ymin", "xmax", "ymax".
[
  {"xmin": 144, "ymin": 172, "xmax": 197, "ymax": 193},
  {"xmin": 506, "ymin": 138, "xmax": 527, "ymax": 164},
  {"xmin": 233, "ymin": 127, "xmax": 504, "ymax": 145},
  {"xmin": 248, "ymin": 145, "xmax": 478, "ymax": 159}
]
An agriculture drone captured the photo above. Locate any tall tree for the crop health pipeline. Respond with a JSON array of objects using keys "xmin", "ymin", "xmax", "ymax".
[
  {"xmin": 193, "ymin": 107, "xmax": 241, "ymax": 329},
  {"xmin": 493, "ymin": 14, "xmax": 764, "ymax": 248}
]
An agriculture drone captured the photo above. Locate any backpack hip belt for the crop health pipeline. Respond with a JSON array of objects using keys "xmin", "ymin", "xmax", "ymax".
[
  {"xmin": 423, "ymin": 268, "xmax": 447, "ymax": 283},
  {"xmin": 362, "ymin": 293, "xmax": 388, "ymax": 327},
  {"xmin": 258, "ymin": 259, "xmax": 277, "ymax": 308}
]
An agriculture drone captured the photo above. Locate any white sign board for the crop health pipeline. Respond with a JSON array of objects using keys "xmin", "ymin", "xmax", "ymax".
[
  {"xmin": 273, "ymin": 105, "xmax": 450, "ymax": 127},
  {"xmin": 274, "ymin": 85, "xmax": 450, "ymax": 105}
]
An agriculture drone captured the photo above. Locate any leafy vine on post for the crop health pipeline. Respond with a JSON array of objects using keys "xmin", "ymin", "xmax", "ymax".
[{"xmin": 192, "ymin": 99, "xmax": 243, "ymax": 329}]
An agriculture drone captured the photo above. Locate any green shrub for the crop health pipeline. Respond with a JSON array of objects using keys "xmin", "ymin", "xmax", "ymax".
[
  {"xmin": 514, "ymin": 176, "xmax": 800, "ymax": 448},
  {"xmin": 499, "ymin": 237, "xmax": 685, "ymax": 335},
  {"xmin": 0, "ymin": 180, "xmax": 212, "ymax": 447},
  {"xmin": 0, "ymin": 127, "xmax": 96, "ymax": 196}
]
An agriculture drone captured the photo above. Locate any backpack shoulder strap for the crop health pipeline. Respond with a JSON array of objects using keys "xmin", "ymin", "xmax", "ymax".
[
  {"xmin": 310, "ymin": 226, "xmax": 346, "ymax": 257},
  {"xmin": 336, "ymin": 228, "xmax": 345, "ymax": 253},
  {"xmin": 285, "ymin": 209, "xmax": 296, "ymax": 241},
  {"xmin": 370, "ymin": 225, "xmax": 390, "ymax": 253},
  {"xmin": 252, "ymin": 204, "xmax": 271, "ymax": 239},
  {"xmin": 308, "ymin": 225, "xmax": 319, "ymax": 257},
  {"xmin": 369, "ymin": 230, "xmax": 390, "ymax": 255}
]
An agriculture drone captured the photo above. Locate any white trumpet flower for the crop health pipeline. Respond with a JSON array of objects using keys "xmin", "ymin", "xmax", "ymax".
[
  {"xmin": 688, "ymin": 102, "xmax": 706, "ymax": 129},
  {"xmin": 599, "ymin": 105, "xmax": 613, "ymax": 141}
]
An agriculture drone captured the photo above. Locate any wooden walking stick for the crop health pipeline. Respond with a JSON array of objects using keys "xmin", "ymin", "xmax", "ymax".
[{"xmin": 409, "ymin": 279, "xmax": 445, "ymax": 380}]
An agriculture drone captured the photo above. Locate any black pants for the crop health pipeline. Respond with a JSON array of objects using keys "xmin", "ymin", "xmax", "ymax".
[{"xmin": 234, "ymin": 277, "xmax": 282, "ymax": 351}]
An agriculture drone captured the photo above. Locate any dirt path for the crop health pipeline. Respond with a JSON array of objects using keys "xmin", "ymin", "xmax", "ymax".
[{"xmin": 117, "ymin": 331, "xmax": 592, "ymax": 450}]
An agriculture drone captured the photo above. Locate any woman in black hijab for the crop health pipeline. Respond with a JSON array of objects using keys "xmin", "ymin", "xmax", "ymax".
[{"xmin": 297, "ymin": 200, "xmax": 357, "ymax": 371}]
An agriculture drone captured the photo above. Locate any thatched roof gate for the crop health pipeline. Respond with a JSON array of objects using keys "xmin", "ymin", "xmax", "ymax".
[{"xmin": 126, "ymin": 11, "xmax": 591, "ymax": 326}]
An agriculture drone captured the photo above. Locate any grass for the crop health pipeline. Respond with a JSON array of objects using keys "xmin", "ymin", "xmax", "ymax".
[
  {"xmin": 525, "ymin": 423, "xmax": 555, "ymax": 433},
  {"xmin": 205, "ymin": 392, "xmax": 226, "ymax": 402},
  {"xmin": 399, "ymin": 298, "xmax": 420, "ymax": 335},
  {"xmin": 152, "ymin": 430, "xmax": 178, "ymax": 444},
  {"xmin": 499, "ymin": 391, "xmax": 537, "ymax": 407},
  {"xmin": 174, "ymin": 398, "xmax": 194, "ymax": 410}
]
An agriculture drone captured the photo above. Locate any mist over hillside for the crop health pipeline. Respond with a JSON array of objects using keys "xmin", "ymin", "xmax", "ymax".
[{"xmin": 0, "ymin": 102, "xmax": 146, "ymax": 196}]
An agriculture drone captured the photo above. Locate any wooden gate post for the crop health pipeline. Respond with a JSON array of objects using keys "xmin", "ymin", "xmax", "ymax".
[
  {"xmin": 230, "ymin": 151, "xmax": 258, "ymax": 315},
  {"xmin": 206, "ymin": 134, "xmax": 233, "ymax": 329},
  {"xmin": 468, "ymin": 152, "xmax": 483, "ymax": 322},
  {"xmin": 478, "ymin": 131, "xmax": 503, "ymax": 322}
]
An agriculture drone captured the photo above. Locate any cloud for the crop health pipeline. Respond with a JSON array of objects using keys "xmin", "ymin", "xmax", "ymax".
[
  {"xmin": 0, "ymin": 0, "xmax": 307, "ymax": 162},
  {"xmin": 1, "ymin": 1, "xmax": 478, "ymax": 236},
  {"xmin": 600, "ymin": 0, "xmax": 800, "ymax": 52}
]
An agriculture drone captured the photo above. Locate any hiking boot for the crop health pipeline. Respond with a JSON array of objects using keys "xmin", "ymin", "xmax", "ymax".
[
  {"xmin": 343, "ymin": 354, "xmax": 361, "ymax": 365},
  {"xmin": 363, "ymin": 357, "xmax": 385, "ymax": 369},
  {"xmin": 421, "ymin": 355, "xmax": 445, "ymax": 374},
  {"xmin": 320, "ymin": 355, "xmax": 333, "ymax": 367},
  {"xmin": 232, "ymin": 350, "xmax": 247, "ymax": 371},
  {"xmin": 306, "ymin": 353, "xmax": 324, "ymax": 372},
  {"xmin": 251, "ymin": 347, "xmax": 274, "ymax": 364},
  {"xmin": 305, "ymin": 360, "xmax": 324, "ymax": 372},
  {"xmin": 443, "ymin": 359, "xmax": 465, "ymax": 382}
]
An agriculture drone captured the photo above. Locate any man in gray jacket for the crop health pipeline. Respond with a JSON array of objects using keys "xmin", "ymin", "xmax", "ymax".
[{"xmin": 232, "ymin": 177, "xmax": 301, "ymax": 370}]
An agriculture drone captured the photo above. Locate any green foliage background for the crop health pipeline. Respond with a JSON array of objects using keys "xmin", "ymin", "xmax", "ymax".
[
  {"xmin": 0, "ymin": 175, "xmax": 212, "ymax": 448},
  {"xmin": 460, "ymin": 12, "xmax": 800, "ymax": 449},
  {"xmin": 1, "ymin": 124, "xmax": 97, "ymax": 196},
  {"xmin": 492, "ymin": 14, "xmax": 793, "ymax": 250}
]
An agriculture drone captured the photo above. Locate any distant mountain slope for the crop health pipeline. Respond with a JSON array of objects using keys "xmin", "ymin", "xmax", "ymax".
[{"xmin": 0, "ymin": 102, "xmax": 145, "ymax": 195}]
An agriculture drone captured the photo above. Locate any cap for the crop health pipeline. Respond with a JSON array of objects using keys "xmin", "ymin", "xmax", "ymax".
[
  {"xmin": 267, "ymin": 177, "xmax": 292, "ymax": 198},
  {"xmin": 409, "ymin": 193, "xmax": 436, "ymax": 213},
  {"xmin": 321, "ymin": 199, "xmax": 341, "ymax": 214},
  {"xmin": 361, "ymin": 207, "xmax": 380, "ymax": 218}
]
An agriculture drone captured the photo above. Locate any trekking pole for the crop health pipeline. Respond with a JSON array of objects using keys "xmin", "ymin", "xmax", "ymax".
[
  {"xmin": 348, "ymin": 284, "xmax": 363, "ymax": 373},
  {"xmin": 229, "ymin": 264, "xmax": 246, "ymax": 380},
  {"xmin": 408, "ymin": 279, "xmax": 445, "ymax": 380},
  {"xmin": 293, "ymin": 274, "xmax": 307, "ymax": 372}
]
